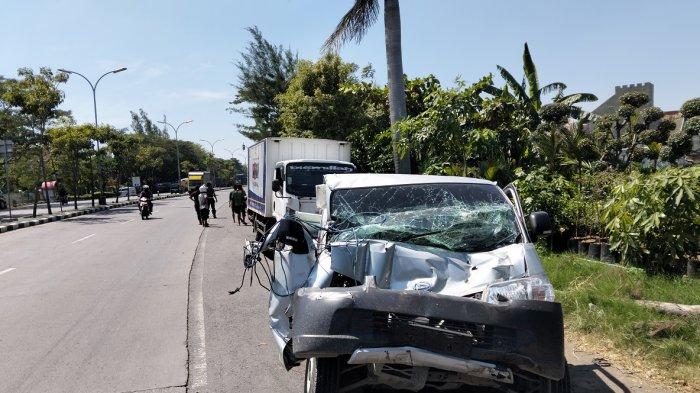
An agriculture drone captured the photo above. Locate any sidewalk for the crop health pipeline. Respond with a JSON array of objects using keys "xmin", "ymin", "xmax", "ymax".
[
  {"xmin": 0, "ymin": 193, "xmax": 186, "ymax": 234},
  {"xmin": 0, "ymin": 192, "xmax": 181, "ymax": 221}
]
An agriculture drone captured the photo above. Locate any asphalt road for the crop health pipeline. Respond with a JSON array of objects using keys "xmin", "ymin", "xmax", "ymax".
[
  {"xmin": 0, "ymin": 195, "xmax": 201, "ymax": 393},
  {"xmin": 0, "ymin": 192, "xmax": 674, "ymax": 393}
]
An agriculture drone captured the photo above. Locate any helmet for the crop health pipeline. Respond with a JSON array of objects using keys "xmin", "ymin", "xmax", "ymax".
[
  {"xmin": 143, "ymin": 185, "xmax": 149, "ymax": 189},
  {"xmin": 199, "ymin": 185, "xmax": 207, "ymax": 192}
]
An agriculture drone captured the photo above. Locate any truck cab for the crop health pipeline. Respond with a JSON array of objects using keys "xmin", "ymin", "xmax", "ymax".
[{"xmin": 271, "ymin": 160, "xmax": 355, "ymax": 221}]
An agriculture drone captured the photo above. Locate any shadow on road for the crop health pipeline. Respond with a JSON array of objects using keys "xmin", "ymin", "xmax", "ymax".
[
  {"xmin": 570, "ymin": 363, "xmax": 632, "ymax": 393},
  {"xmin": 65, "ymin": 208, "xmax": 137, "ymax": 225}
]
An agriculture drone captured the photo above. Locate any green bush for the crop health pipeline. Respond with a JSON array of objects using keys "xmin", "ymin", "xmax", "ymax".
[
  {"xmin": 680, "ymin": 97, "xmax": 700, "ymax": 118},
  {"xmin": 603, "ymin": 166, "xmax": 700, "ymax": 273},
  {"xmin": 514, "ymin": 167, "xmax": 578, "ymax": 234},
  {"xmin": 619, "ymin": 91, "xmax": 650, "ymax": 108},
  {"xmin": 684, "ymin": 116, "xmax": 700, "ymax": 136}
]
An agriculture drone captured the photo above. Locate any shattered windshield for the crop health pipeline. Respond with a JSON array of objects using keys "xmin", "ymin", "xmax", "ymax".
[
  {"xmin": 330, "ymin": 183, "xmax": 521, "ymax": 253},
  {"xmin": 285, "ymin": 163, "xmax": 355, "ymax": 198}
]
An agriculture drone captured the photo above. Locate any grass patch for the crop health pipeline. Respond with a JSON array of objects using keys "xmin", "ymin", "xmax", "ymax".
[{"xmin": 541, "ymin": 252, "xmax": 700, "ymax": 387}]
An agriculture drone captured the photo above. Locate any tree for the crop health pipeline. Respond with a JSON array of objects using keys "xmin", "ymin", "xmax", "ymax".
[
  {"xmin": 2, "ymin": 67, "xmax": 68, "ymax": 216},
  {"xmin": 493, "ymin": 43, "xmax": 597, "ymax": 129},
  {"xmin": 277, "ymin": 54, "xmax": 362, "ymax": 140},
  {"xmin": 131, "ymin": 109, "xmax": 167, "ymax": 137},
  {"xmin": 47, "ymin": 124, "xmax": 95, "ymax": 209},
  {"xmin": 230, "ymin": 26, "xmax": 297, "ymax": 141},
  {"xmin": 325, "ymin": 0, "xmax": 411, "ymax": 174}
]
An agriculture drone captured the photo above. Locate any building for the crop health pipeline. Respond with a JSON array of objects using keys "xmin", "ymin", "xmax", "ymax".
[{"xmin": 592, "ymin": 82, "xmax": 654, "ymax": 117}]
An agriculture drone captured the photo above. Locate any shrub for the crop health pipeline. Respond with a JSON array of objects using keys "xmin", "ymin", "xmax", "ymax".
[
  {"xmin": 617, "ymin": 104, "xmax": 636, "ymax": 119},
  {"xmin": 539, "ymin": 103, "xmax": 571, "ymax": 123},
  {"xmin": 640, "ymin": 106, "xmax": 664, "ymax": 125},
  {"xmin": 680, "ymin": 97, "xmax": 700, "ymax": 118},
  {"xmin": 603, "ymin": 166, "xmax": 700, "ymax": 273},
  {"xmin": 514, "ymin": 167, "xmax": 578, "ymax": 234},
  {"xmin": 683, "ymin": 116, "xmax": 700, "ymax": 136},
  {"xmin": 620, "ymin": 91, "xmax": 650, "ymax": 108}
]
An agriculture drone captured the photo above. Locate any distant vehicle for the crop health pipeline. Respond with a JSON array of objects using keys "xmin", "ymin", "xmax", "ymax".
[
  {"xmin": 246, "ymin": 137, "xmax": 354, "ymax": 239},
  {"xmin": 168, "ymin": 182, "xmax": 181, "ymax": 193},
  {"xmin": 155, "ymin": 182, "xmax": 181, "ymax": 194},
  {"xmin": 235, "ymin": 173, "xmax": 247, "ymax": 186},
  {"xmin": 118, "ymin": 187, "xmax": 137, "ymax": 197},
  {"xmin": 188, "ymin": 171, "xmax": 212, "ymax": 191}
]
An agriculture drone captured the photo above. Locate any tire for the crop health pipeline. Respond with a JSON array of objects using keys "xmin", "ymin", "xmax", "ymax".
[{"xmin": 305, "ymin": 358, "xmax": 339, "ymax": 393}]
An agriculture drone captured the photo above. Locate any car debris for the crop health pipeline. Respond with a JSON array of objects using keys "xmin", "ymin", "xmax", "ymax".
[{"xmin": 232, "ymin": 173, "xmax": 569, "ymax": 392}]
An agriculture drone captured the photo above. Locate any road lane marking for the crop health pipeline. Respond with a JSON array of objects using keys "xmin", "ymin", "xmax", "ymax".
[
  {"xmin": 189, "ymin": 231, "xmax": 208, "ymax": 389},
  {"xmin": 121, "ymin": 219, "xmax": 135, "ymax": 224},
  {"xmin": 71, "ymin": 233, "xmax": 96, "ymax": 244},
  {"xmin": 0, "ymin": 267, "xmax": 16, "ymax": 276}
]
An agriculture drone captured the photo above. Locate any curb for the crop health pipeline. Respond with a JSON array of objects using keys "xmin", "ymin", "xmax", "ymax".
[{"xmin": 0, "ymin": 193, "xmax": 186, "ymax": 235}]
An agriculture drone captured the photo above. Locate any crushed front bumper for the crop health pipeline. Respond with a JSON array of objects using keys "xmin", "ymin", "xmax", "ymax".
[{"xmin": 291, "ymin": 279, "xmax": 566, "ymax": 380}]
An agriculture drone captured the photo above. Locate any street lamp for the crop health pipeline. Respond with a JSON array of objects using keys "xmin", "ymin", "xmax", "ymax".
[
  {"xmin": 58, "ymin": 66, "xmax": 127, "ymax": 206},
  {"xmin": 200, "ymin": 139, "xmax": 223, "ymax": 186},
  {"xmin": 224, "ymin": 144, "xmax": 246, "ymax": 185},
  {"xmin": 157, "ymin": 119, "xmax": 192, "ymax": 185}
]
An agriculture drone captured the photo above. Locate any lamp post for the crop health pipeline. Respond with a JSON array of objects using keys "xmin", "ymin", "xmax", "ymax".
[
  {"xmin": 58, "ymin": 67, "xmax": 127, "ymax": 206},
  {"xmin": 200, "ymin": 139, "xmax": 223, "ymax": 186},
  {"xmin": 223, "ymin": 144, "xmax": 246, "ymax": 185},
  {"xmin": 157, "ymin": 119, "xmax": 192, "ymax": 186}
]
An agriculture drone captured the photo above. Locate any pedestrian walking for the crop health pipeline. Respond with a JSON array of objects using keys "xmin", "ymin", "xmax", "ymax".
[
  {"xmin": 205, "ymin": 182, "xmax": 217, "ymax": 218},
  {"xmin": 189, "ymin": 186, "xmax": 202, "ymax": 225},
  {"xmin": 229, "ymin": 184, "xmax": 247, "ymax": 225},
  {"xmin": 198, "ymin": 185, "xmax": 210, "ymax": 227}
]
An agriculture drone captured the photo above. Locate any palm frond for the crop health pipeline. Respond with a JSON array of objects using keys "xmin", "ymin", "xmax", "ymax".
[
  {"xmin": 539, "ymin": 82, "xmax": 567, "ymax": 96},
  {"xmin": 323, "ymin": 0, "xmax": 380, "ymax": 52},
  {"xmin": 481, "ymin": 85, "xmax": 504, "ymax": 96},
  {"xmin": 497, "ymin": 65, "xmax": 529, "ymax": 102},
  {"xmin": 522, "ymin": 43, "xmax": 539, "ymax": 98},
  {"xmin": 557, "ymin": 93, "xmax": 598, "ymax": 106}
]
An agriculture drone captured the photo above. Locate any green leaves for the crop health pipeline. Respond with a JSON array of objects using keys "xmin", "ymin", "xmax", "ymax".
[{"xmin": 603, "ymin": 167, "xmax": 699, "ymax": 273}]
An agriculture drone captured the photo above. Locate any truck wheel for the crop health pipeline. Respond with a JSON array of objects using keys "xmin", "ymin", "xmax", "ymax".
[{"xmin": 305, "ymin": 358, "xmax": 339, "ymax": 393}]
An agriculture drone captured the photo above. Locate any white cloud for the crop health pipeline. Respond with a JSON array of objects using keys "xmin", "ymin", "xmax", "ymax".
[{"xmin": 167, "ymin": 89, "xmax": 229, "ymax": 101}]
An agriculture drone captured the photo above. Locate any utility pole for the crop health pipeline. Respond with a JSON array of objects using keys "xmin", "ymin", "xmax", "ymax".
[{"xmin": 158, "ymin": 119, "xmax": 192, "ymax": 188}]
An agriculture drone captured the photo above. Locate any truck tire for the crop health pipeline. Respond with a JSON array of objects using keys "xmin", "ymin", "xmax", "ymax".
[{"xmin": 304, "ymin": 357, "xmax": 339, "ymax": 393}]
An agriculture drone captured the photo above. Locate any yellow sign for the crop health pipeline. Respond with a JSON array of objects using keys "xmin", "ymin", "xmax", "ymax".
[{"xmin": 189, "ymin": 175, "xmax": 203, "ymax": 180}]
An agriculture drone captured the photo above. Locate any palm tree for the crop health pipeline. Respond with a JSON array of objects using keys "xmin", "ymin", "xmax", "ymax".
[
  {"xmin": 493, "ymin": 43, "xmax": 597, "ymax": 127},
  {"xmin": 324, "ymin": 0, "xmax": 411, "ymax": 173}
]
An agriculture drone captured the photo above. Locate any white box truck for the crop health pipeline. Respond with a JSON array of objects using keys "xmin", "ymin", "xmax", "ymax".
[{"xmin": 247, "ymin": 137, "xmax": 354, "ymax": 238}]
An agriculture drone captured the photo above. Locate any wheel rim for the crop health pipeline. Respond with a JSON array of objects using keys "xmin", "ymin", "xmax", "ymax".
[{"xmin": 305, "ymin": 358, "xmax": 316, "ymax": 393}]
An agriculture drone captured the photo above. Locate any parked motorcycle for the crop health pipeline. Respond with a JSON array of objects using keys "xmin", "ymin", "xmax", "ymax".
[{"xmin": 139, "ymin": 197, "xmax": 151, "ymax": 220}]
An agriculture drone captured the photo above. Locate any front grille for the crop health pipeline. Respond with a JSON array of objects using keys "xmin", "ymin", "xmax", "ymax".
[{"xmin": 332, "ymin": 309, "xmax": 514, "ymax": 355}]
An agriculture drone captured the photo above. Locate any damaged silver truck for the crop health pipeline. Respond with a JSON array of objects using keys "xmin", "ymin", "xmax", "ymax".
[{"xmin": 238, "ymin": 174, "xmax": 568, "ymax": 392}]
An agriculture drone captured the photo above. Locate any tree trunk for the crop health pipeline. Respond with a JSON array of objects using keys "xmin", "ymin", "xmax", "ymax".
[
  {"xmin": 38, "ymin": 152, "xmax": 52, "ymax": 215},
  {"xmin": 384, "ymin": 0, "xmax": 411, "ymax": 174},
  {"xmin": 73, "ymin": 152, "xmax": 79, "ymax": 210},
  {"xmin": 688, "ymin": 259, "xmax": 698, "ymax": 278}
]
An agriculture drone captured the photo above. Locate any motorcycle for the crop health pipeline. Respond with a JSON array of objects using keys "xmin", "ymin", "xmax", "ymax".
[{"xmin": 139, "ymin": 197, "xmax": 151, "ymax": 220}]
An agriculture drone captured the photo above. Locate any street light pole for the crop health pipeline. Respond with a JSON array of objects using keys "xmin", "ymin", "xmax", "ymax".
[
  {"xmin": 223, "ymin": 144, "xmax": 246, "ymax": 185},
  {"xmin": 157, "ymin": 119, "xmax": 193, "ymax": 187},
  {"xmin": 58, "ymin": 67, "xmax": 127, "ymax": 206},
  {"xmin": 199, "ymin": 139, "xmax": 223, "ymax": 186}
]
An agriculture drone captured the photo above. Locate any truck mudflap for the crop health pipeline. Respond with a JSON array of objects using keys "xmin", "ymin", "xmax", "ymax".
[{"xmin": 291, "ymin": 278, "xmax": 566, "ymax": 381}]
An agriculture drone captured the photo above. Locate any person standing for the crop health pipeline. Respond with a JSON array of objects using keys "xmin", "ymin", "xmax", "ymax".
[
  {"xmin": 198, "ymin": 185, "xmax": 210, "ymax": 227},
  {"xmin": 189, "ymin": 186, "xmax": 202, "ymax": 225},
  {"xmin": 229, "ymin": 185, "xmax": 247, "ymax": 225},
  {"xmin": 205, "ymin": 182, "xmax": 217, "ymax": 218}
]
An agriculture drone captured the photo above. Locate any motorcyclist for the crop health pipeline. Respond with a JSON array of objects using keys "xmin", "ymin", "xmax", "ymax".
[{"xmin": 140, "ymin": 184, "xmax": 154, "ymax": 214}]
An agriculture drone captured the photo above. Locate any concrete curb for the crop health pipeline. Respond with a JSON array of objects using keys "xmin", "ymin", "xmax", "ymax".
[{"xmin": 0, "ymin": 193, "xmax": 186, "ymax": 235}]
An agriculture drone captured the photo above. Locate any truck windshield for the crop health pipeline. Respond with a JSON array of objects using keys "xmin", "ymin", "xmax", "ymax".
[
  {"xmin": 285, "ymin": 163, "xmax": 355, "ymax": 198},
  {"xmin": 330, "ymin": 183, "xmax": 521, "ymax": 253}
]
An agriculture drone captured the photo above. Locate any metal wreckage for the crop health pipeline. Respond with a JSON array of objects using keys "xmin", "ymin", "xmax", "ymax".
[{"xmin": 232, "ymin": 174, "xmax": 569, "ymax": 393}]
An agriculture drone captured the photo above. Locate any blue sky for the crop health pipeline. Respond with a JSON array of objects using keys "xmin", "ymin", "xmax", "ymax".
[{"xmin": 2, "ymin": 0, "xmax": 699, "ymax": 160}]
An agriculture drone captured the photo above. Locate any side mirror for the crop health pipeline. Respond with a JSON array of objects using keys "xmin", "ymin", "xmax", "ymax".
[
  {"xmin": 529, "ymin": 211, "xmax": 552, "ymax": 240},
  {"xmin": 271, "ymin": 179, "xmax": 282, "ymax": 193}
]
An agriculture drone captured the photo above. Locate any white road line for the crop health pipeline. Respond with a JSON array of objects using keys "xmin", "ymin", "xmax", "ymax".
[
  {"xmin": 71, "ymin": 233, "xmax": 96, "ymax": 244},
  {"xmin": 0, "ymin": 267, "xmax": 16, "ymax": 276},
  {"xmin": 120, "ymin": 219, "xmax": 135, "ymax": 225},
  {"xmin": 189, "ymin": 232, "xmax": 208, "ymax": 389}
]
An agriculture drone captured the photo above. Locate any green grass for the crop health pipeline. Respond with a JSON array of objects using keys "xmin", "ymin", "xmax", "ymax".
[{"xmin": 541, "ymin": 252, "xmax": 700, "ymax": 387}]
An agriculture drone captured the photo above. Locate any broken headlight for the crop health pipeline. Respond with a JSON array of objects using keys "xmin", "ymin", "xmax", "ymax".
[{"xmin": 483, "ymin": 277, "xmax": 555, "ymax": 304}]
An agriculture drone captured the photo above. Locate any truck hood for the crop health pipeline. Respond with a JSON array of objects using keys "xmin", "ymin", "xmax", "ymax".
[{"xmin": 327, "ymin": 240, "xmax": 545, "ymax": 296}]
